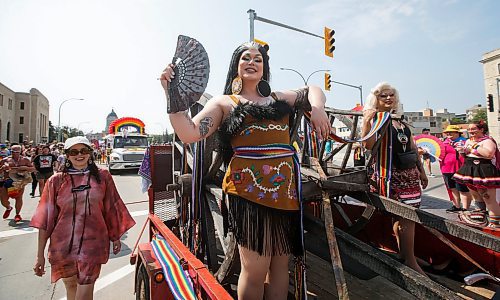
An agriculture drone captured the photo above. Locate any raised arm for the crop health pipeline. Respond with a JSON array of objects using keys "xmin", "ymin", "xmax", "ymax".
[
  {"xmin": 276, "ymin": 85, "xmax": 330, "ymax": 140},
  {"xmin": 168, "ymin": 96, "xmax": 225, "ymax": 144}
]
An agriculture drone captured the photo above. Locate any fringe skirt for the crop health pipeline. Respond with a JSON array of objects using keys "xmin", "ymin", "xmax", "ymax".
[
  {"xmin": 228, "ymin": 195, "xmax": 302, "ymax": 257},
  {"xmin": 453, "ymin": 157, "xmax": 500, "ymax": 189}
]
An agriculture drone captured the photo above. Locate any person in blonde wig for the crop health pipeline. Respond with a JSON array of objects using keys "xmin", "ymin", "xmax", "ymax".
[
  {"xmin": 363, "ymin": 82, "xmax": 404, "ymax": 116},
  {"xmin": 362, "ymin": 82, "xmax": 428, "ymax": 276}
]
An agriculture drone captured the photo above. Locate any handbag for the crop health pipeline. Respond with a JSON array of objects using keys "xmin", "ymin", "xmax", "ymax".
[{"xmin": 395, "ymin": 149, "xmax": 418, "ymax": 170}]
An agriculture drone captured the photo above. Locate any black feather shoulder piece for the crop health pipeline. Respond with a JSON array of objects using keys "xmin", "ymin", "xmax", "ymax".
[{"xmin": 217, "ymin": 100, "xmax": 292, "ymax": 165}]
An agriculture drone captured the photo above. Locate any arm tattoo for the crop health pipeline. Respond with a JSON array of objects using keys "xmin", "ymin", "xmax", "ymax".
[
  {"xmin": 199, "ymin": 117, "xmax": 214, "ymax": 137},
  {"xmin": 292, "ymin": 87, "xmax": 311, "ymax": 111}
]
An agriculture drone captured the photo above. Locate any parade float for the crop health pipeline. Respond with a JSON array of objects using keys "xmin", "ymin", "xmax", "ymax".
[
  {"xmin": 129, "ymin": 35, "xmax": 498, "ymax": 300},
  {"xmin": 104, "ymin": 117, "xmax": 148, "ymax": 174}
]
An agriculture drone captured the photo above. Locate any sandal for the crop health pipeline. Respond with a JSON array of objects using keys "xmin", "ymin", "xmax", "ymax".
[{"xmin": 458, "ymin": 210, "xmax": 488, "ymax": 227}]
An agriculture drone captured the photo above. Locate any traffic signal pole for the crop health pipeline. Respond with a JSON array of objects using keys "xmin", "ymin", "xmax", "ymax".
[
  {"xmin": 332, "ymin": 80, "xmax": 364, "ymax": 105},
  {"xmin": 247, "ymin": 9, "xmax": 323, "ymax": 42}
]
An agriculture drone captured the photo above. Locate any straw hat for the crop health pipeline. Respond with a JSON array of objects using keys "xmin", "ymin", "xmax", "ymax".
[{"xmin": 443, "ymin": 125, "xmax": 461, "ymax": 133}]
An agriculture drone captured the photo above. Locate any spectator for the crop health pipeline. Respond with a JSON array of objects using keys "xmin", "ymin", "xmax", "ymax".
[
  {"xmin": 453, "ymin": 121, "xmax": 500, "ymax": 228},
  {"xmin": 441, "ymin": 125, "xmax": 471, "ymax": 212},
  {"xmin": 0, "ymin": 144, "xmax": 10, "ymax": 158},
  {"xmin": 421, "ymin": 128, "xmax": 435, "ymax": 177},
  {"xmin": 33, "ymin": 145, "xmax": 58, "ymax": 195},
  {"xmin": 31, "ymin": 136, "xmax": 135, "ymax": 299},
  {"xmin": 1, "ymin": 144, "xmax": 36, "ymax": 222},
  {"xmin": 30, "ymin": 147, "xmax": 40, "ymax": 197}
]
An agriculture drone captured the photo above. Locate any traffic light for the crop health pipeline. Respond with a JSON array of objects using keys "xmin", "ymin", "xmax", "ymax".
[
  {"xmin": 324, "ymin": 27, "xmax": 335, "ymax": 58},
  {"xmin": 487, "ymin": 94, "xmax": 494, "ymax": 112},
  {"xmin": 324, "ymin": 73, "xmax": 331, "ymax": 91}
]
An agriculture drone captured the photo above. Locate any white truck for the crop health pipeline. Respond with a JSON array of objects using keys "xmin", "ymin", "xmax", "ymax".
[{"xmin": 106, "ymin": 132, "xmax": 148, "ymax": 174}]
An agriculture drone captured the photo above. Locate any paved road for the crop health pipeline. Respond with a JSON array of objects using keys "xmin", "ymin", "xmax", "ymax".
[{"xmin": 0, "ymin": 161, "xmax": 466, "ymax": 299}]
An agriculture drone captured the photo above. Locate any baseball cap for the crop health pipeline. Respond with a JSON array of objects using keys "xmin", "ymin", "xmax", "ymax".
[{"xmin": 64, "ymin": 136, "xmax": 92, "ymax": 150}]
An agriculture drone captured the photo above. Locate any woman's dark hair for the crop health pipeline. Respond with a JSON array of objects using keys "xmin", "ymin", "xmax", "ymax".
[
  {"xmin": 223, "ymin": 42, "xmax": 270, "ymax": 95},
  {"xmin": 62, "ymin": 145, "xmax": 101, "ymax": 183},
  {"xmin": 473, "ymin": 120, "xmax": 488, "ymax": 134}
]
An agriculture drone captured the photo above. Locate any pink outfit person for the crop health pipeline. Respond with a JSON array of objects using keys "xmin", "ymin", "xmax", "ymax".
[
  {"xmin": 30, "ymin": 137, "xmax": 135, "ymax": 285},
  {"xmin": 440, "ymin": 139, "xmax": 465, "ymax": 174}
]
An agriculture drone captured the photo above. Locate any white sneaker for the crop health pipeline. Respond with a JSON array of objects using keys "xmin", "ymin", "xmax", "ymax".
[{"xmin": 428, "ymin": 173, "xmax": 436, "ymax": 178}]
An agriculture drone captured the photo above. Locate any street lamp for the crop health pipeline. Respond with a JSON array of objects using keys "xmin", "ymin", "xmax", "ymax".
[
  {"xmin": 279, "ymin": 67, "xmax": 330, "ymax": 85},
  {"xmin": 58, "ymin": 98, "xmax": 84, "ymax": 142},
  {"xmin": 280, "ymin": 67, "xmax": 364, "ymax": 105}
]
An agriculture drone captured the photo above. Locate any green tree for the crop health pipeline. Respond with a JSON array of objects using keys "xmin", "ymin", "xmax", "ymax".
[
  {"xmin": 450, "ymin": 117, "xmax": 463, "ymax": 125},
  {"xmin": 472, "ymin": 110, "xmax": 487, "ymax": 123}
]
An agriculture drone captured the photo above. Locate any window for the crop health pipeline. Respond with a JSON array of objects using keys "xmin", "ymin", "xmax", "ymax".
[
  {"xmin": 0, "ymin": 94, "xmax": 3, "ymax": 106},
  {"xmin": 8, "ymin": 98, "xmax": 13, "ymax": 110},
  {"xmin": 20, "ymin": 102, "xmax": 25, "ymax": 110},
  {"xmin": 430, "ymin": 121, "xmax": 437, "ymax": 127},
  {"xmin": 498, "ymin": 63, "xmax": 500, "ymax": 74},
  {"xmin": 18, "ymin": 133, "xmax": 23, "ymax": 143},
  {"xmin": 20, "ymin": 116, "xmax": 24, "ymax": 124}
]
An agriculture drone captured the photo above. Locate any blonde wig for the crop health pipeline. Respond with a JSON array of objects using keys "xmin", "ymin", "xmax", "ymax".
[{"xmin": 363, "ymin": 82, "xmax": 403, "ymax": 116}]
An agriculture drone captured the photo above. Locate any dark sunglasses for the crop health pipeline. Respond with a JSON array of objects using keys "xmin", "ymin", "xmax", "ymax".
[{"xmin": 67, "ymin": 148, "xmax": 92, "ymax": 156}]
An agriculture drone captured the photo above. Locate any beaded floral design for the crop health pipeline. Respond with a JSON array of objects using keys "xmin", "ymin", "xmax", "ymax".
[{"xmin": 231, "ymin": 161, "xmax": 296, "ymax": 200}]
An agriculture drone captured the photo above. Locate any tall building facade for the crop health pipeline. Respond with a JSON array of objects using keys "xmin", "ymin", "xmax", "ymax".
[
  {"xmin": 480, "ymin": 48, "xmax": 500, "ymax": 142},
  {"xmin": 0, "ymin": 82, "xmax": 49, "ymax": 144}
]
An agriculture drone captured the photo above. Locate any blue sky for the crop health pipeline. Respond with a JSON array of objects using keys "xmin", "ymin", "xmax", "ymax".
[{"xmin": 0, "ymin": 0, "xmax": 499, "ymax": 134}]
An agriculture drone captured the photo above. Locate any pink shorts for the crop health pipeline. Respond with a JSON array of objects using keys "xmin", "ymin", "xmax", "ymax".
[{"xmin": 51, "ymin": 260, "xmax": 102, "ymax": 285}]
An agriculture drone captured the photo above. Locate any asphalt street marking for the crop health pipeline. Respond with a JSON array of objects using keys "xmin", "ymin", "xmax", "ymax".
[
  {"xmin": 59, "ymin": 264, "xmax": 135, "ymax": 300},
  {"xmin": 0, "ymin": 210, "xmax": 148, "ymax": 239}
]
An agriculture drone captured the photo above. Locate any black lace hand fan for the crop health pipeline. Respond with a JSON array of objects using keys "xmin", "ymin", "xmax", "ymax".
[{"xmin": 167, "ymin": 35, "xmax": 210, "ymax": 113}]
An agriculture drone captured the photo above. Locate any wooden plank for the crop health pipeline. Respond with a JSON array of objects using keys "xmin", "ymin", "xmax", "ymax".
[
  {"xmin": 295, "ymin": 251, "xmax": 418, "ymax": 300},
  {"xmin": 323, "ymin": 193, "xmax": 350, "ymax": 299},
  {"xmin": 349, "ymin": 192, "xmax": 500, "ymax": 252},
  {"xmin": 340, "ymin": 115, "xmax": 358, "ymax": 171},
  {"xmin": 304, "ymin": 215, "xmax": 463, "ymax": 300}
]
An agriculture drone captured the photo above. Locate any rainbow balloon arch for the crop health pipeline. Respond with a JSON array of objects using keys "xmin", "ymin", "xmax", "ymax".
[{"xmin": 108, "ymin": 117, "xmax": 146, "ymax": 135}]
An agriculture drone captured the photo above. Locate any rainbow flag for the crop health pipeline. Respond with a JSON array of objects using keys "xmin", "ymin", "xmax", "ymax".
[{"xmin": 151, "ymin": 235, "xmax": 196, "ymax": 300}]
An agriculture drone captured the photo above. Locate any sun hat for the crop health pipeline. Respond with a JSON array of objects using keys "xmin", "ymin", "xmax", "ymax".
[
  {"xmin": 443, "ymin": 125, "xmax": 461, "ymax": 133},
  {"xmin": 64, "ymin": 136, "xmax": 92, "ymax": 150}
]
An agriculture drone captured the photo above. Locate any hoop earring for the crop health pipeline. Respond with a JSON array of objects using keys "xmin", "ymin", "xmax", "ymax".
[
  {"xmin": 65, "ymin": 160, "xmax": 71, "ymax": 168},
  {"xmin": 257, "ymin": 79, "xmax": 271, "ymax": 97},
  {"xmin": 88, "ymin": 158, "xmax": 93, "ymax": 165},
  {"xmin": 231, "ymin": 76, "xmax": 242, "ymax": 95}
]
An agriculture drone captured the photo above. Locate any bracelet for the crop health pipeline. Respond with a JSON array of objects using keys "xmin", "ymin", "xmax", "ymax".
[{"xmin": 472, "ymin": 143, "xmax": 480, "ymax": 150}]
